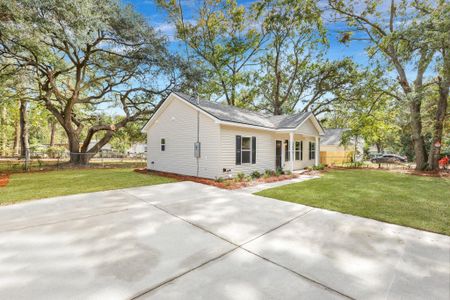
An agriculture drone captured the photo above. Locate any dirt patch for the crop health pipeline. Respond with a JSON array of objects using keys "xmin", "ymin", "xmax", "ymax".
[
  {"xmin": 388, "ymin": 169, "xmax": 450, "ymax": 178},
  {"xmin": 301, "ymin": 169, "xmax": 324, "ymax": 176},
  {"xmin": 0, "ymin": 174, "xmax": 10, "ymax": 187},
  {"xmin": 329, "ymin": 166, "xmax": 450, "ymax": 178},
  {"xmin": 134, "ymin": 169, "xmax": 300, "ymax": 189}
]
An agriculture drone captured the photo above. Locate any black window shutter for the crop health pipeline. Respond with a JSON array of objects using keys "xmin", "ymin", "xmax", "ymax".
[
  {"xmin": 309, "ymin": 142, "xmax": 312, "ymax": 160},
  {"xmin": 236, "ymin": 135, "xmax": 241, "ymax": 165},
  {"xmin": 251, "ymin": 136, "xmax": 256, "ymax": 164},
  {"xmin": 300, "ymin": 141, "xmax": 303, "ymax": 160},
  {"xmin": 285, "ymin": 140, "xmax": 288, "ymax": 161}
]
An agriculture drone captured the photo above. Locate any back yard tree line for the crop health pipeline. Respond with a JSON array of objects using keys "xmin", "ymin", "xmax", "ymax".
[{"xmin": 0, "ymin": 0, "xmax": 448, "ymax": 170}]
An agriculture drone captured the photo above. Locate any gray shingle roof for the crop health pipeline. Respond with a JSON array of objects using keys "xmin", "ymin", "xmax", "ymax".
[
  {"xmin": 174, "ymin": 92, "xmax": 312, "ymax": 129},
  {"xmin": 321, "ymin": 128, "xmax": 349, "ymax": 145}
]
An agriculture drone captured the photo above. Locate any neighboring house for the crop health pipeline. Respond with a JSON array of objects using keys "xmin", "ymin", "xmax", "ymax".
[
  {"xmin": 87, "ymin": 140, "xmax": 113, "ymax": 153},
  {"xmin": 320, "ymin": 128, "xmax": 364, "ymax": 164},
  {"xmin": 127, "ymin": 143, "xmax": 147, "ymax": 157},
  {"xmin": 142, "ymin": 92, "xmax": 324, "ymax": 179}
]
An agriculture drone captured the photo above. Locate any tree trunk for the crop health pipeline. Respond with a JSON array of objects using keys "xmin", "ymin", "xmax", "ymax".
[
  {"xmin": 19, "ymin": 99, "xmax": 30, "ymax": 162},
  {"xmin": 273, "ymin": 105, "xmax": 282, "ymax": 115},
  {"xmin": 13, "ymin": 119, "xmax": 20, "ymax": 156},
  {"xmin": 50, "ymin": 105, "xmax": 127, "ymax": 165},
  {"xmin": 81, "ymin": 131, "xmax": 115, "ymax": 164},
  {"xmin": 49, "ymin": 120, "xmax": 56, "ymax": 146},
  {"xmin": 67, "ymin": 132, "xmax": 82, "ymax": 164},
  {"xmin": 409, "ymin": 98, "xmax": 427, "ymax": 170},
  {"xmin": 427, "ymin": 46, "xmax": 449, "ymax": 170},
  {"xmin": 376, "ymin": 142, "xmax": 382, "ymax": 153},
  {"xmin": 427, "ymin": 77, "xmax": 449, "ymax": 170},
  {"xmin": 0, "ymin": 105, "xmax": 7, "ymax": 157},
  {"xmin": 65, "ymin": 128, "xmax": 105, "ymax": 165}
]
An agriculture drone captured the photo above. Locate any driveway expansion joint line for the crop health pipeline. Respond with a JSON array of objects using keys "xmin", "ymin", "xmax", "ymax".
[
  {"xmin": 125, "ymin": 191, "xmax": 354, "ymax": 299},
  {"xmin": 123, "ymin": 191, "xmax": 239, "ymax": 247},
  {"xmin": 240, "ymin": 207, "xmax": 315, "ymax": 247},
  {"xmin": 126, "ymin": 192, "xmax": 354, "ymax": 300},
  {"xmin": 238, "ymin": 207, "xmax": 354, "ymax": 300},
  {"xmin": 242, "ymin": 247, "xmax": 355, "ymax": 300},
  {"xmin": 0, "ymin": 208, "xmax": 131, "ymax": 233},
  {"xmin": 129, "ymin": 246, "xmax": 240, "ymax": 300}
]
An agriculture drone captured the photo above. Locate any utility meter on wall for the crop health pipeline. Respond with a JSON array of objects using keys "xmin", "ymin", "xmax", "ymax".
[{"xmin": 194, "ymin": 142, "xmax": 201, "ymax": 158}]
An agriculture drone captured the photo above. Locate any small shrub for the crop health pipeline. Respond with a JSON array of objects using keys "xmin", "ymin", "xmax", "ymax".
[
  {"xmin": 215, "ymin": 177, "xmax": 224, "ymax": 183},
  {"xmin": 264, "ymin": 169, "xmax": 275, "ymax": 178},
  {"xmin": 284, "ymin": 170, "xmax": 292, "ymax": 176},
  {"xmin": 275, "ymin": 167, "xmax": 284, "ymax": 176},
  {"xmin": 38, "ymin": 159, "xmax": 44, "ymax": 168},
  {"xmin": 236, "ymin": 172, "xmax": 246, "ymax": 181},
  {"xmin": 352, "ymin": 161, "xmax": 364, "ymax": 168},
  {"xmin": 47, "ymin": 146, "xmax": 66, "ymax": 158},
  {"xmin": 250, "ymin": 170, "xmax": 261, "ymax": 179},
  {"xmin": 312, "ymin": 163, "xmax": 326, "ymax": 170}
]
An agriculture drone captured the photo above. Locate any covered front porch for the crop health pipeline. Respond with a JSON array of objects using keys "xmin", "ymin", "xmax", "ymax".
[{"xmin": 274, "ymin": 131, "xmax": 320, "ymax": 172}]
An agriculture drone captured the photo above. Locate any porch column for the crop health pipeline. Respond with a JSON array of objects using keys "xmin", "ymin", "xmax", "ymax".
[
  {"xmin": 315, "ymin": 135, "xmax": 320, "ymax": 166},
  {"xmin": 289, "ymin": 131, "xmax": 294, "ymax": 172}
]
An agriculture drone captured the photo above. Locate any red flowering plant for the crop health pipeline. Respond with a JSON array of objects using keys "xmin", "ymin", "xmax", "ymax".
[{"xmin": 438, "ymin": 156, "xmax": 449, "ymax": 169}]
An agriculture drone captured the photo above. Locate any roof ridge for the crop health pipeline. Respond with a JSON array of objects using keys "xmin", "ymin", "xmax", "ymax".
[
  {"xmin": 174, "ymin": 91, "xmax": 275, "ymax": 118},
  {"xmin": 172, "ymin": 91, "xmax": 312, "ymax": 129}
]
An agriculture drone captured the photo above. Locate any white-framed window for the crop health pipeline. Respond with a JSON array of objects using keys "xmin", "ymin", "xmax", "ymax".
[
  {"xmin": 236, "ymin": 135, "xmax": 256, "ymax": 165},
  {"xmin": 161, "ymin": 138, "xmax": 166, "ymax": 151},
  {"xmin": 295, "ymin": 142, "xmax": 302, "ymax": 160},
  {"xmin": 284, "ymin": 140, "xmax": 290, "ymax": 161},
  {"xmin": 241, "ymin": 137, "xmax": 251, "ymax": 164},
  {"xmin": 309, "ymin": 141, "xmax": 315, "ymax": 160}
]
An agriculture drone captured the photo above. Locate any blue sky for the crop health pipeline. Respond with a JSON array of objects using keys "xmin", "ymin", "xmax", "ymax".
[{"xmin": 125, "ymin": 0, "xmax": 372, "ymax": 66}]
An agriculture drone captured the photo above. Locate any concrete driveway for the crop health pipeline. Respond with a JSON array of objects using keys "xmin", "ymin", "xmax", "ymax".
[{"xmin": 0, "ymin": 181, "xmax": 449, "ymax": 300}]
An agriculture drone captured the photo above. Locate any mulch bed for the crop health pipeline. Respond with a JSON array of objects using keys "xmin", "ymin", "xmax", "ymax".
[
  {"xmin": 0, "ymin": 174, "xmax": 10, "ymax": 187},
  {"xmin": 134, "ymin": 168, "xmax": 301, "ymax": 190}
]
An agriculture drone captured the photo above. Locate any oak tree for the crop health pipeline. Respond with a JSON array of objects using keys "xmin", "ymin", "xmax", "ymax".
[{"xmin": 0, "ymin": 0, "xmax": 191, "ymax": 164}]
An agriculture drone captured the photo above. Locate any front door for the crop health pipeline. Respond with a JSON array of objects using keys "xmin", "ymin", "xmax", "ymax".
[{"xmin": 275, "ymin": 140, "xmax": 282, "ymax": 170}]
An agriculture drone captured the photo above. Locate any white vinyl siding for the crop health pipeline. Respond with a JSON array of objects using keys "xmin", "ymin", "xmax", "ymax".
[
  {"xmin": 145, "ymin": 94, "xmax": 322, "ymax": 178},
  {"xmin": 146, "ymin": 96, "xmax": 220, "ymax": 178},
  {"xmin": 297, "ymin": 119, "xmax": 318, "ymax": 136},
  {"xmin": 220, "ymin": 125, "xmax": 275, "ymax": 177}
]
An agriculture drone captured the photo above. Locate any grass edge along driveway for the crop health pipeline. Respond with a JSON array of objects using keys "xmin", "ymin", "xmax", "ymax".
[
  {"xmin": 0, "ymin": 168, "xmax": 176, "ymax": 205},
  {"xmin": 256, "ymin": 169, "xmax": 450, "ymax": 236}
]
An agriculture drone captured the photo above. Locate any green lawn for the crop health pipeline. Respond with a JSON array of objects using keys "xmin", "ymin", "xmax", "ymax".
[
  {"xmin": 0, "ymin": 168, "xmax": 176, "ymax": 205},
  {"xmin": 256, "ymin": 169, "xmax": 450, "ymax": 235}
]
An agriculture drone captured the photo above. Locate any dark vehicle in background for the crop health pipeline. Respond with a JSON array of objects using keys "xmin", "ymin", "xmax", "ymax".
[{"xmin": 371, "ymin": 154, "xmax": 407, "ymax": 164}]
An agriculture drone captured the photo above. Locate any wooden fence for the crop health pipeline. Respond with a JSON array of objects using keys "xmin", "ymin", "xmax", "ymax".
[{"xmin": 320, "ymin": 151, "xmax": 353, "ymax": 165}]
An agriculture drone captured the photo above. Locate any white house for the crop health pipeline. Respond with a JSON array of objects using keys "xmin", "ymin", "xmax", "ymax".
[
  {"xmin": 320, "ymin": 128, "xmax": 364, "ymax": 164},
  {"xmin": 127, "ymin": 143, "xmax": 147, "ymax": 157},
  {"xmin": 142, "ymin": 92, "xmax": 325, "ymax": 179},
  {"xmin": 87, "ymin": 140, "xmax": 112, "ymax": 152}
]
